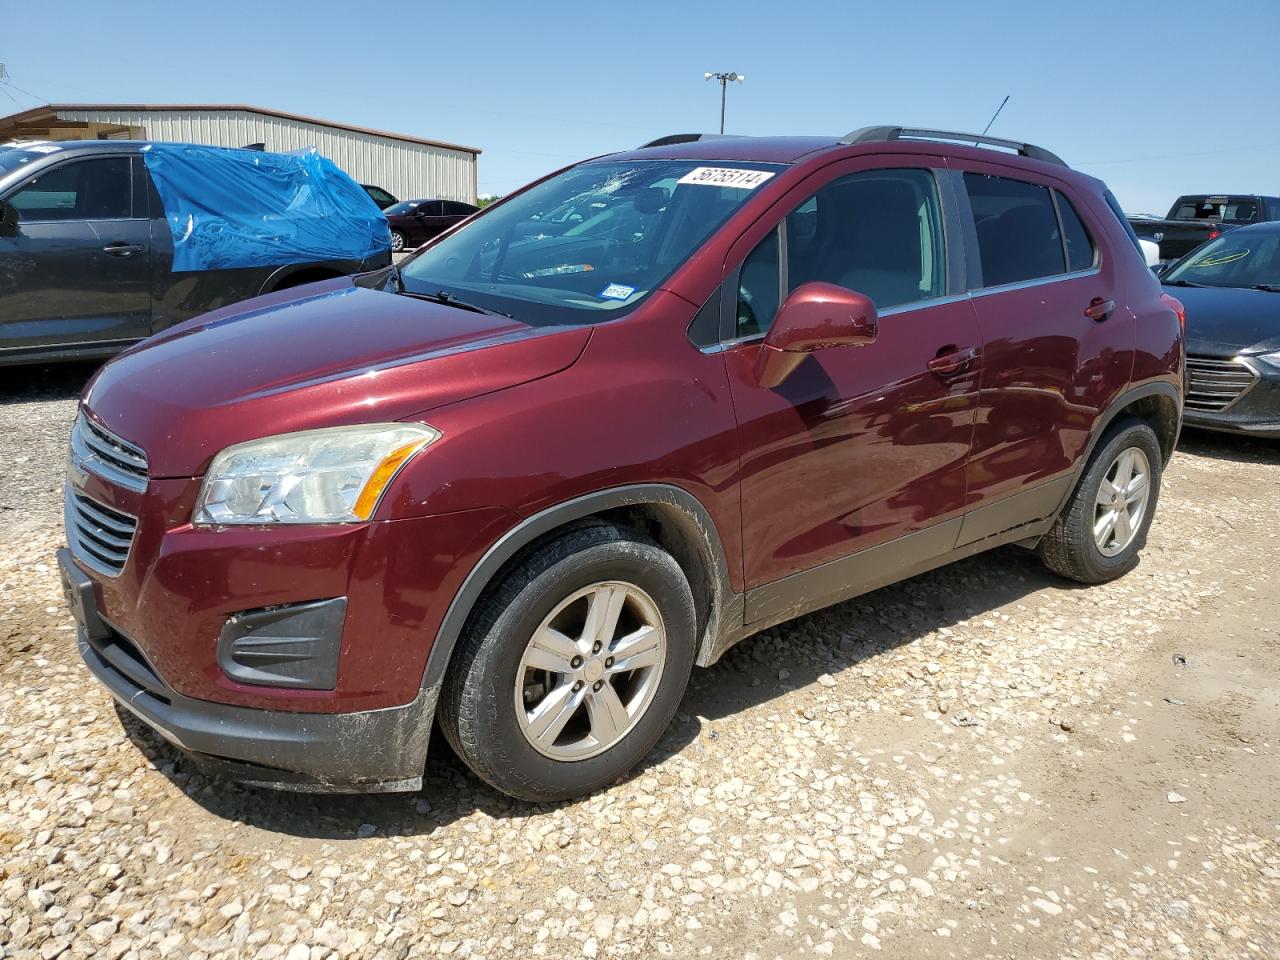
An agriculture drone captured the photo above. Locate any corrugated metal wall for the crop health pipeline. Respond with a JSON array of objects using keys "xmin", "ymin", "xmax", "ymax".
[{"xmin": 59, "ymin": 108, "xmax": 477, "ymax": 204}]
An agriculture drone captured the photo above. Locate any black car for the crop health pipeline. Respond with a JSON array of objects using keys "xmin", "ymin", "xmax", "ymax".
[
  {"xmin": 0, "ymin": 141, "xmax": 392, "ymax": 366},
  {"xmin": 385, "ymin": 199, "xmax": 478, "ymax": 251},
  {"xmin": 1161, "ymin": 221, "xmax": 1280, "ymax": 437}
]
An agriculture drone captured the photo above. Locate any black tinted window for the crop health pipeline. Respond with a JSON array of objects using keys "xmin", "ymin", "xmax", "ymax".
[
  {"xmin": 786, "ymin": 168, "xmax": 945, "ymax": 309},
  {"xmin": 10, "ymin": 157, "xmax": 132, "ymax": 222},
  {"xmin": 1056, "ymin": 192, "xmax": 1096, "ymax": 272},
  {"xmin": 443, "ymin": 201, "xmax": 476, "ymax": 216},
  {"xmin": 964, "ymin": 173, "xmax": 1065, "ymax": 287},
  {"xmin": 736, "ymin": 228, "xmax": 780, "ymax": 338}
]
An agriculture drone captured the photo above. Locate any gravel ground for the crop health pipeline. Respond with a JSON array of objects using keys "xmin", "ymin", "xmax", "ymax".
[{"xmin": 1, "ymin": 362, "xmax": 1278, "ymax": 960}]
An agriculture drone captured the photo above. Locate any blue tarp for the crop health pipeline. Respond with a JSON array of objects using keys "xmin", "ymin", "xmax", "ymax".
[{"xmin": 141, "ymin": 143, "xmax": 391, "ymax": 272}]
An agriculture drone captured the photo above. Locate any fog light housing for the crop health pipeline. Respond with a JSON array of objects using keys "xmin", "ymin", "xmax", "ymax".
[{"xmin": 217, "ymin": 598, "xmax": 347, "ymax": 689}]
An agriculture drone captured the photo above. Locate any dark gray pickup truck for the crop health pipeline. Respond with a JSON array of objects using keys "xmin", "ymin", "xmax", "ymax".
[{"xmin": 1129, "ymin": 194, "xmax": 1280, "ymax": 265}]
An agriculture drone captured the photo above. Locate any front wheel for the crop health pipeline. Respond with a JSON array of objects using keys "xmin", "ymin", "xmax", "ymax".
[
  {"xmin": 438, "ymin": 523, "xmax": 696, "ymax": 802},
  {"xmin": 1038, "ymin": 418, "xmax": 1163, "ymax": 583},
  {"xmin": 390, "ymin": 230, "xmax": 406, "ymax": 252}
]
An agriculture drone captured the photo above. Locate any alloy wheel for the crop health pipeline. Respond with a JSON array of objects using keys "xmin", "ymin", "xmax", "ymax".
[
  {"xmin": 1093, "ymin": 447, "xmax": 1151, "ymax": 557},
  {"xmin": 514, "ymin": 581, "xmax": 667, "ymax": 761}
]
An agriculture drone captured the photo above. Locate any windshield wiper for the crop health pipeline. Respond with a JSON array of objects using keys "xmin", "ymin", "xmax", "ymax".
[
  {"xmin": 397, "ymin": 287, "xmax": 512, "ymax": 318},
  {"xmin": 1251, "ymin": 283, "xmax": 1280, "ymax": 293},
  {"xmin": 1163, "ymin": 279, "xmax": 1205, "ymax": 288}
]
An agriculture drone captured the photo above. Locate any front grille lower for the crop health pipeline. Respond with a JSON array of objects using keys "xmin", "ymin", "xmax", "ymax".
[
  {"xmin": 71, "ymin": 413, "xmax": 149, "ymax": 492},
  {"xmin": 83, "ymin": 624, "xmax": 171, "ymax": 706},
  {"xmin": 67, "ymin": 490, "xmax": 138, "ymax": 577},
  {"xmin": 1185, "ymin": 355, "xmax": 1259, "ymax": 412}
]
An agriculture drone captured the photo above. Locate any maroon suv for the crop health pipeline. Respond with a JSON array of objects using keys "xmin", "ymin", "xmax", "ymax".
[{"xmin": 60, "ymin": 126, "xmax": 1184, "ymax": 802}]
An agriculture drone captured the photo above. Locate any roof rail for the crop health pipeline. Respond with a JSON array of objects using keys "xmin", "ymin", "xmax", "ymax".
[
  {"xmin": 637, "ymin": 133, "xmax": 734, "ymax": 149},
  {"xmin": 839, "ymin": 125, "xmax": 1067, "ymax": 168}
]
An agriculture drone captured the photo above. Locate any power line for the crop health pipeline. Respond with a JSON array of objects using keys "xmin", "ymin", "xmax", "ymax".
[{"xmin": 1077, "ymin": 142, "xmax": 1280, "ymax": 166}]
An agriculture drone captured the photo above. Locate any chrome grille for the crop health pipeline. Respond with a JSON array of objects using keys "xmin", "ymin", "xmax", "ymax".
[
  {"xmin": 71, "ymin": 412, "xmax": 149, "ymax": 492},
  {"xmin": 66, "ymin": 489, "xmax": 138, "ymax": 577},
  {"xmin": 1185, "ymin": 355, "xmax": 1258, "ymax": 412}
]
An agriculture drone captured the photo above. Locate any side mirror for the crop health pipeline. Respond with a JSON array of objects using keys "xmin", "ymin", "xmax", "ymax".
[
  {"xmin": 754, "ymin": 282, "xmax": 878, "ymax": 388},
  {"xmin": 0, "ymin": 200, "xmax": 17, "ymax": 236}
]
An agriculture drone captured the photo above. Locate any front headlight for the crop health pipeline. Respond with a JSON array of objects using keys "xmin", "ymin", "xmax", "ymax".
[
  {"xmin": 193, "ymin": 423, "xmax": 439, "ymax": 525},
  {"xmin": 1256, "ymin": 351, "xmax": 1280, "ymax": 372}
]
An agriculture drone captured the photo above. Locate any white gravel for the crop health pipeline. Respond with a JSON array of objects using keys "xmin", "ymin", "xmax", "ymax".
[{"xmin": 1, "ymin": 364, "xmax": 1278, "ymax": 959}]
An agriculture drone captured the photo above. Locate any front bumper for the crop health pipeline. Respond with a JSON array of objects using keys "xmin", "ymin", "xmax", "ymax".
[
  {"xmin": 74, "ymin": 606, "xmax": 435, "ymax": 792},
  {"xmin": 1183, "ymin": 358, "xmax": 1280, "ymax": 439}
]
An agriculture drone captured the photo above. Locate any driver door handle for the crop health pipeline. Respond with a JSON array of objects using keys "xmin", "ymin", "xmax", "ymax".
[
  {"xmin": 928, "ymin": 345, "xmax": 979, "ymax": 378},
  {"xmin": 103, "ymin": 243, "xmax": 144, "ymax": 257},
  {"xmin": 1084, "ymin": 297, "xmax": 1115, "ymax": 321}
]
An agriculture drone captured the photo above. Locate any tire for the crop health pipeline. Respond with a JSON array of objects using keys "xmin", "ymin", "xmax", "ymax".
[
  {"xmin": 390, "ymin": 230, "xmax": 405, "ymax": 253},
  {"xmin": 1038, "ymin": 417, "xmax": 1163, "ymax": 584},
  {"xmin": 438, "ymin": 522, "xmax": 696, "ymax": 802}
]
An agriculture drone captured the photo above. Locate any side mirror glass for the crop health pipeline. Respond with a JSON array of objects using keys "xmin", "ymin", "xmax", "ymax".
[
  {"xmin": 0, "ymin": 200, "xmax": 18, "ymax": 235},
  {"xmin": 754, "ymin": 282, "xmax": 878, "ymax": 388}
]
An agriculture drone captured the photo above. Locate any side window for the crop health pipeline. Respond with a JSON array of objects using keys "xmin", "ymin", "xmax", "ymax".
[
  {"xmin": 9, "ymin": 158, "xmax": 133, "ymax": 222},
  {"xmin": 443, "ymin": 201, "xmax": 475, "ymax": 217},
  {"xmin": 785, "ymin": 168, "xmax": 944, "ymax": 310},
  {"xmin": 1055, "ymin": 191, "xmax": 1096, "ymax": 272},
  {"xmin": 963, "ymin": 172, "xmax": 1065, "ymax": 287},
  {"xmin": 736, "ymin": 227, "xmax": 781, "ymax": 339},
  {"xmin": 422, "ymin": 201, "xmax": 446, "ymax": 217}
]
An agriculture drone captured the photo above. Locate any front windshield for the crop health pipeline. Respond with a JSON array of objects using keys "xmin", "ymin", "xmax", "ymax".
[
  {"xmin": 399, "ymin": 159, "xmax": 783, "ymax": 324},
  {"xmin": 1164, "ymin": 232, "xmax": 1280, "ymax": 288},
  {"xmin": 0, "ymin": 146, "xmax": 52, "ymax": 177}
]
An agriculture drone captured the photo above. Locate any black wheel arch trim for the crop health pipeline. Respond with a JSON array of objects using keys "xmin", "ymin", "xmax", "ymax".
[{"xmin": 418, "ymin": 483, "xmax": 738, "ymax": 703}]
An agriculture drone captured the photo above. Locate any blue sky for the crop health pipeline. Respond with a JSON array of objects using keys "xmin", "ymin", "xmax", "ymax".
[{"xmin": 5, "ymin": 0, "xmax": 1278, "ymax": 213}]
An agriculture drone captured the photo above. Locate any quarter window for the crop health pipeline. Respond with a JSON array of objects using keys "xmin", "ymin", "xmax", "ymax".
[
  {"xmin": 8, "ymin": 157, "xmax": 133, "ymax": 222},
  {"xmin": 786, "ymin": 168, "xmax": 945, "ymax": 310},
  {"xmin": 964, "ymin": 173, "xmax": 1065, "ymax": 287},
  {"xmin": 736, "ymin": 227, "xmax": 781, "ymax": 339},
  {"xmin": 1055, "ymin": 191, "xmax": 1096, "ymax": 272}
]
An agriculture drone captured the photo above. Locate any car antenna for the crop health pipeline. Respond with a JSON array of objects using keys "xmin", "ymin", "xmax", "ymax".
[{"xmin": 978, "ymin": 95, "xmax": 1010, "ymax": 141}]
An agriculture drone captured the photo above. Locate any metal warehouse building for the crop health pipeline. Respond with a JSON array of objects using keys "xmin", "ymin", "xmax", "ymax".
[{"xmin": 0, "ymin": 103, "xmax": 480, "ymax": 204}]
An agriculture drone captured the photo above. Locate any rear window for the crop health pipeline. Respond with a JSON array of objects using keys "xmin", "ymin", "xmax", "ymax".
[
  {"xmin": 1056, "ymin": 192, "xmax": 1096, "ymax": 272},
  {"xmin": 1172, "ymin": 197, "xmax": 1259, "ymax": 224},
  {"xmin": 964, "ymin": 173, "xmax": 1066, "ymax": 287}
]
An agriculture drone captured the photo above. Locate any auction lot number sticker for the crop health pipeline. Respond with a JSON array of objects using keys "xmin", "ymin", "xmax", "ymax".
[{"xmin": 677, "ymin": 167, "xmax": 775, "ymax": 189}]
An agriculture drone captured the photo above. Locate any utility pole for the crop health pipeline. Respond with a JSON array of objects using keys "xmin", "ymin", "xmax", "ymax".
[{"xmin": 704, "ymin": 72, "xmax": 745, "ymax": 134}]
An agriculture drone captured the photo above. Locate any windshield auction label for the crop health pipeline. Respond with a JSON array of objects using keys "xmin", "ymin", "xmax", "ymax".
[{"xmin": 677, "ymin": 167, "xmax": 775, "ymax": 189}]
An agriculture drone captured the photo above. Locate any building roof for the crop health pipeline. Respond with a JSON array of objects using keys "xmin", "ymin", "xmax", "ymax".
[{"xmin": 0, "ymin": 103, "xmax": 481, "ymax": 156}]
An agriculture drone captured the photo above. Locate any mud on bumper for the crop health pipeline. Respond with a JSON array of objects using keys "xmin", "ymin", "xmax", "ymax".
[{"xmin": 78, "ymin": 626, "xmax": 434, "ymax": 793}]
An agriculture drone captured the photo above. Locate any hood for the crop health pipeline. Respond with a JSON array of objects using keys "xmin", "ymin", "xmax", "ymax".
[
  {"xmin": 84, "ymin": 280, "xmax": 590, "ymax": 477},
  {"xmin": 1166, "ymin": 284, "xmax": 1280, "ymax": 357}
]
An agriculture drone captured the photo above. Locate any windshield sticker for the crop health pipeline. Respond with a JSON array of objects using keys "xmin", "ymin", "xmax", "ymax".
[
  {"xmin": 677, "ymin": 167, "xmax": 775, "ymax": 190},
  {"xmin": 599, "ymin": 283, "xmax": 636, "ymax": 301},
  {"xmin": 1194, "ymin": 248, "xmax": 1250, "ymax": 268}
]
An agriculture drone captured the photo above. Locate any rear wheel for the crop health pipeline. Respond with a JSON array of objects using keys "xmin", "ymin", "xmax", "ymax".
[
  {"xmin": 438, "ymin": 523, "xmax": 696, "ymax": 802},
  {"xmin": 1038, "ymin": 418, "xmax": 1163, "ymax": 583}
]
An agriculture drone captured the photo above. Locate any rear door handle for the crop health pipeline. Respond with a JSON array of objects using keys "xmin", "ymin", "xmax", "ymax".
[
  {"xmin": 1084, "ymin": 297, "xmax": 1115, "ymax": 321},
  {"xmin": 928, "ymin": 345, "xmax": 979, "ymax": 378},
  {"xmin": 103, "ymin": 243, "xmax": 144, "ymax": 257}
]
